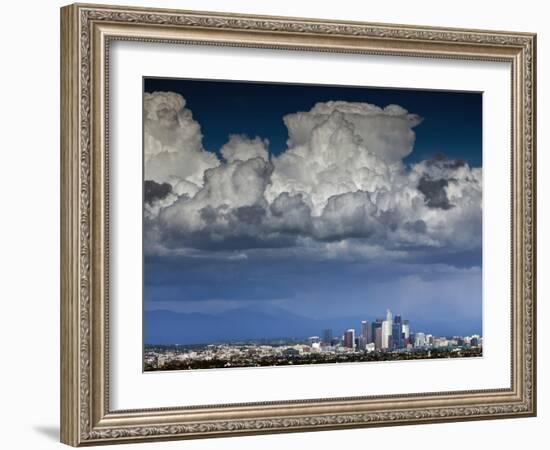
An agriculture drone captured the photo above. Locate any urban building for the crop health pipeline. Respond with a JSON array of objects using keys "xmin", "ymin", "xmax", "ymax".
[
  {"xmin": 322, "ymin": 328, "xmax": 333, "ymax": 345},
  {"xmin": 402, "ymin": 320, "xmax": 410, "ymax": 340},
  {"xmin": 382, "ymin": 309, "xmax": 393, "ymax": 349},
  {"xmin": 344, "ymin": 329, "xmax": 355, "ymax": 349},
  {"xmin": 392, "ymin": 321, "xmax": 402, "ymax": 348},
  {"xmin": 373, "ymin": 320, "xmax": 383, "ymax": 350},
  {"xmin": 415, "ymin": 332, "xmax": 426, "ymax": 347},
  {"xmin": 365, "ymin": 342, "xmax": 376, "ymax": 353},
  {"xmin": 361, "ymin": 320, "xmax": 372, "ymax": 343}
]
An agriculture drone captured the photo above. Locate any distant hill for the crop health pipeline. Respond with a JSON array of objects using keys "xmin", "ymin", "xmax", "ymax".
[
  {"xmin": 143, "ymin": 306, "xmax": 482, "ymax": 345},
  {"xmin": 144, "ymin": 307, "xmax": 329, "ymax": 345}
]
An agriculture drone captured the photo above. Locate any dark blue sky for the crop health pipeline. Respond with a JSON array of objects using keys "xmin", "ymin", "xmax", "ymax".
[{"xmin": 144, "ymin": 77, "xmax": 482, "ymax": 167}]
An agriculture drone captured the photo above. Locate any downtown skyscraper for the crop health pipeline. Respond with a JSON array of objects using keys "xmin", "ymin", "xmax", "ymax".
[{"xmin": 382, "ymin": 309, "xmax": 393, "ymax": 349}]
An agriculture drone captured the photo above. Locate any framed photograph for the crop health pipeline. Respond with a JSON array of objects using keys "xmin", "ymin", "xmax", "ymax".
[{"xmin": 60, "ymin": 3, "xmax": 537, "ymax": 446}]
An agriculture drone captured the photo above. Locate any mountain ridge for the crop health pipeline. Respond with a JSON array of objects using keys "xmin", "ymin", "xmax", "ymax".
[{"xmin": 144, "ymin": 307, "xmax": 482, "ymax": 345}]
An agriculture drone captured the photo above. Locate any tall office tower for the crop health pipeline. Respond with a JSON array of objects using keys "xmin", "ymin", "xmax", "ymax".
[
  {"xmin": 402, "ymin": 320, "xmax": 410, "ymax": 341},
  {"xmin": 361, "ymin": 320, "xmax": 372, "ymax": 343},
  {"xmin": 322, "ymin": 328, "xmax": 333, "ymax": 345},
  {"xmin": 371, "ymin": 319, "xmax": 382, "ymax": 350},
  {"xmin": 382, "ymin": 318, "xmax": 392, "ymax": 350},
  {"xmin": 392, "ymin": 322, "xmax": 402, "ymax": 348},
  {"xmin": 393, "ymin": 314, "xmax": 402, "ymax": 348},
  {"xmin": 372, "ymin": 320, "xmax": 383, "ymax": 350},
  {"xmin": 375, "ymin": 327, "xmax": 383, "ymax": 350},
  {"xmin": 344, "ymin": 329, "xmax": 356, "ymax": 349}
]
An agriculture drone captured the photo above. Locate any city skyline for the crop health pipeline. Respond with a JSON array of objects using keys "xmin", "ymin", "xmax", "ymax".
[
  {"xmin": 307, "ymin": 308, "xmax": 482, "ymax": 352},
  {"xmin": 144, "ymin": 307, "xmax": 482, "ymax": 371},
  {"xmin": 144, "ymin": 304, "xmax": 482, "ymax": 346},
  {"xmin": 145, "ymin": 306, "xmax": 482, "ymax": 348}
]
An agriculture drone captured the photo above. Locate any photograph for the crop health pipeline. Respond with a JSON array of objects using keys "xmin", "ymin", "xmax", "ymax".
[{"xmin": 142, "ymin": 78, "xmax": 483, "ymax": 372}]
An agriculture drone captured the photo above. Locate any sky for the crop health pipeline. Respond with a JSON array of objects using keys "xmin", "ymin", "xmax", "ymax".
[{"xmin": 142, "ymin": 77, "xmax": 483, "ymax": 345}]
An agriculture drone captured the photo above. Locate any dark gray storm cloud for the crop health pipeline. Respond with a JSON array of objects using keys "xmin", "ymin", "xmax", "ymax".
[
  {"xmin": 144, "ymin": 180, "xmax": 172, "ymax": 205},
  {"xmin": 417, "ymin": 176, "xmax": 453, "ymax": 210},
  {"xmin": 427, "ymin": 152, "xmax": 466, "ymax": 169}
]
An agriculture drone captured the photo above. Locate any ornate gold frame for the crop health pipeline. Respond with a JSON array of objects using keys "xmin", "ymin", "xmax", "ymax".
[{"xmin": 60, "ymin": 3, "xmax": 536, "ymax": 446}]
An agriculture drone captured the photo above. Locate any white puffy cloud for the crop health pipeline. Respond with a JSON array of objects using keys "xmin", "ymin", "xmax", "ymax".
[
  {"xmin": 221, "ymin": 134, "xmax": 269, "ymax": 163},
  {"xmin": 155, "ymin": 157, "xmax": 274, "ymax": 249},
  {"xmin": 265, "ymin": 103, "xmax": 412, "ymax": 215},
  {"xmin": 144, "ymin": 94, "xmax": 481, "ymax": 257},
  {"xmin": 283, "ymin": 101, "xmax": 422, "ymax": 163},
  {"xmin": 144, "ymin": 92, "xmax": 219, "ymax": 186},
  {"xmin": 408, "ymin": 159, "xmax": 482, "ymax": 249}
]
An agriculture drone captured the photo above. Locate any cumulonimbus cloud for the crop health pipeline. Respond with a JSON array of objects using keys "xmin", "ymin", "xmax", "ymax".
[
  {"xmin": 144, "ymin": 91, "xmax": 219, "ymax": 187},
  {"xmin": 143, "ymin": 91, "xmax": 481, "ymax": 257}
]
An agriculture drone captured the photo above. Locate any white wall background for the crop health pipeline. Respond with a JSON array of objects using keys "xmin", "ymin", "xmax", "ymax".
[{"xmin": 0, "ymin": 1, "xmax": 546, "ymax": 449}]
